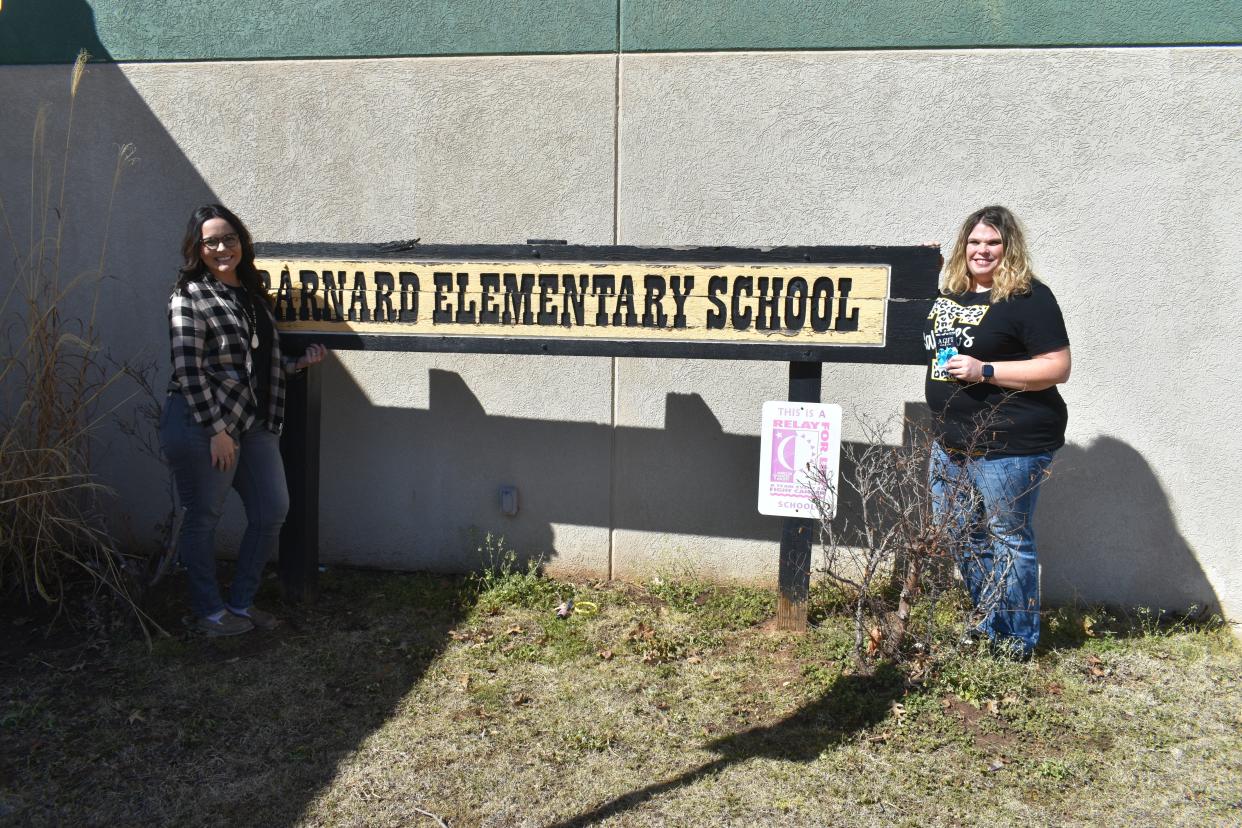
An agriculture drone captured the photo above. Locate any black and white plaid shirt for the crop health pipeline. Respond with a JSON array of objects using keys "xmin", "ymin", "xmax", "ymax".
[{"xmin": 167, "ymin": 276, "xmax": 297, "ymax": 437}]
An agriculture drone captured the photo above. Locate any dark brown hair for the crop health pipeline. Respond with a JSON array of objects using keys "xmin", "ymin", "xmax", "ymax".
[{"xmin": 175, "ymin": 204, "xmax": 269, "ymax": 304}]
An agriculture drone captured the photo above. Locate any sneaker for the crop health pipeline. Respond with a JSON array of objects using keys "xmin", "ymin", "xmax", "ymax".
[
  {"xmin": 229, "ymin": 605, "xmax": 281, "ymax": 630},
  {"xmin": 196, "ymin": 612, "xmax": 253, "ymax": 637}
]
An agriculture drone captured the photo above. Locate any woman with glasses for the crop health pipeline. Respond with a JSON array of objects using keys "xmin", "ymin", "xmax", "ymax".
[
  {"xmin": 160, "ymin": 204, "xmax": 327, "ymax": 636},
  {"xmin": 924, "ymin": 205, "xmax": 1071, "ymax": 659}
]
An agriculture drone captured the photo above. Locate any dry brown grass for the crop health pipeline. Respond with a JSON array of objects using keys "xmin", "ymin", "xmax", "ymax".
[
  {"xmin": 0, "ymin": 51, "xmax": 147, "ymax": 631},
  {"xmin": 0, "ymin": 568, "xmax": 1238, "ymax": 827}
]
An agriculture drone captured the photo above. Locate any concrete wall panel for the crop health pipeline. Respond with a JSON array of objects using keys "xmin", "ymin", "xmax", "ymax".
[
  {"xmin": 0, "ymin": 55, "xmax": 618, "ymax": 576},
  {"xmin": 617, "ymin": 48, "xmax": 1241, "ymax": 617},
  {"xmin": 3, "ymin": 44, "xmax": 1239, "ymax": 620}
]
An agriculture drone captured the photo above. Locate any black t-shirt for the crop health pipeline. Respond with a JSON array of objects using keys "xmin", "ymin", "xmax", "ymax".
[
  {"xmin": 923, "ymin": 280, "xmax": 1069, "ymax": 457},
  {"xmin": 226, "ymin": 284, "xmax": 274, "ymax": 422}
]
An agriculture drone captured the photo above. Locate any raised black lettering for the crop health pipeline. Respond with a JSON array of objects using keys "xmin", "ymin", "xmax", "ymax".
[
  {"xmin": 454, "ymin": 272, "xmax": 477, "ymax": 323},
  {"xmin": 297, "ymin": 270, "xmax": 320, "ymax": 321},
  {"xmin": 731, "ymin": 277, "xmax": 754, "ymax": 330},
  {"xmin": 811, "ymin": 277, "xmax": 834, "ymax": 333},
  {"xmin": 783, "ymin": 277, "xmax": 808, "ymax": 330},
  {"xmin": 591, "ymin": 275, "xmax": 615, "ymax": 326},
  {"xmin": 348, "ymin": 271, "xmax": 370, "ymax": 322},
  {"xmin": 274, "ymin": 268, "xmax": 296, "ymax": 321},
  {"xmin": 641, "ymin": 275, "xmax": 668, "ymax": 328},
  {"xmin": 706, "ymin": 276, "xmax": 728, "ymax": 329},
  {"xmin": 324, "ymin": 271, "xmax": 346, "ymax": 321},
  {"xmin": 502, "ymin": 273, "xmax": 535, "ymax": 324},
  {"xmin": 398, "ymin": 272, "xmax": 419, "ymax": 321},
  {"xmin": 612, "ymin": 275, "xmax": 638, "ymax": 327},
  {"xmin": 669, "ymin": 275, "xmax": 693, "ymax": 329},
  {"xmin": 537, "ymin": 275, "xmax": 558, "ymax": 325},
  {"xmin": 561, "ymin": 275, "xmax": 588, "ymax": 326},
  {"xmin": 373, "ymin": 271, "xmax": 395, "ymax": 322},
  {"xmin": 432, "ymin": 272, "xmax": 453, "ymax": 323},
  {"xmin": 479, "ymin": 273, "xmax": 500, "ymax": 323},
  {"xmin": 835, "ymin": 277, "xmax": 859, "ymax": 331},
  {"xmin": 756, "ymin": 277, "xmax": 783, "ymax": 331}
]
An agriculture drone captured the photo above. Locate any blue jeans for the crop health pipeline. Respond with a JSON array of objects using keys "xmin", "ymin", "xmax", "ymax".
[
  {"xmin": 929, "ymin": 442, "xmax": 1053, "ymax": 655},
  {"xmin": 159, "ymin": 394, "xmax": 289, "ymax": 618}
]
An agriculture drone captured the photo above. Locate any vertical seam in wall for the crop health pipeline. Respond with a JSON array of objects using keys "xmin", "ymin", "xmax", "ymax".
[{"xmin": 607, "ymin": 0, "xmax": 622, "ymax": 581}]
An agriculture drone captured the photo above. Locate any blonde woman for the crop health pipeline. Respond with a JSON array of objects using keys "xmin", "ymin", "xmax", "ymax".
[{"xmin": 924, "ymin": 205, "xmax": 1071, "ymax": 657}]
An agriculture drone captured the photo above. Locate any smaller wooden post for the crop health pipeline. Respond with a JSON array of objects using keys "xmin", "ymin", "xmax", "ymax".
[
  {"xmin": 279, "ymin": 361, "xmax": 322, "ymax": 603},
  {"xmin": 776, "ymin": 360, "xmax": 822, "ymax": 631}
]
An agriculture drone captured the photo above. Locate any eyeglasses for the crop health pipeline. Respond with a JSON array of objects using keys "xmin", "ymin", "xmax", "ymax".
[{"xmin": 200, "ymin": 233, "xmax": 240, "ymax": 250}]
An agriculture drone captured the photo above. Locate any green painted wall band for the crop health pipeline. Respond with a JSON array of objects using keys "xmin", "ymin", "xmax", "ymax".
[
  {"xmin": 622, "ymin": 0, "xmax": 1242, "ymax": 52},
  {"xmin": 0, "ymin": 0, "xmax": 619, "ymax": 64},
  {"xmin": 2, "ymin": 0, "xmax": 1238, "ymax": 64}
]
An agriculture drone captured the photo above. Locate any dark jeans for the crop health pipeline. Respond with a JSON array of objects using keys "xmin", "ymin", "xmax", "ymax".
[{"xmin": 159, "ymin": 394, "xmax": 289, "ymax": 618}]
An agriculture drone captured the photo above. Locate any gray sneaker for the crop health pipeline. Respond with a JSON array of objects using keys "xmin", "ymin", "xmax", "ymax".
[
  {"xmin": 229, "ymin": 605, "xmax": 281, "ymax": 631},
  {"xmin": 196, "ymin": 612, "xmax": 254, "ymax": 637}
]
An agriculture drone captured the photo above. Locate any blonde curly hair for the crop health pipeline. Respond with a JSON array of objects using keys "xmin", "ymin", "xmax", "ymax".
[{"xmin": 942, "ymin": 205, "xmax": 1036, "ymax": 302}]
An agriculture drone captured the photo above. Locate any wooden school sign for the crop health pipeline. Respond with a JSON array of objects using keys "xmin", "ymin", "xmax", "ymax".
[
  {"xmin": 254, "ymin": 243, "xmax": 938, "ymax": 363},
  {"xmin": 259, "ymin": 241, "xmax": 940, "ymax": 630}
]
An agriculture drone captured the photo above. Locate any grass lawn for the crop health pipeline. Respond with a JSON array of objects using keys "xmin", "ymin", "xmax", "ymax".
[{"xmin": 1, "ymin": 565, "xmax": 1239, "ymax": 827}]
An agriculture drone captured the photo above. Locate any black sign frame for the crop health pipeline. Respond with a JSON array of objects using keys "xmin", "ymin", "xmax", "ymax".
[{"xmin": 257, "ymin": 242, "xmax": 940, "ymax": 364}]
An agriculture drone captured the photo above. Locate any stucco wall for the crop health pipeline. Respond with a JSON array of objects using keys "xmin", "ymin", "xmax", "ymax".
[{"xmin": 1, "ymin": 3, "xmax": 1238, "ymax": 622}]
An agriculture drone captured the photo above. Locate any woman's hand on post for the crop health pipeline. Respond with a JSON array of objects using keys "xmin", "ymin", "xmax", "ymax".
[
  {"xmin": 295, "ymin": 344, "xmax": 328, "ymax": 371},
  {"xmin": 210, "ymin": 431, "xmax": 237, "ymax": 471}
]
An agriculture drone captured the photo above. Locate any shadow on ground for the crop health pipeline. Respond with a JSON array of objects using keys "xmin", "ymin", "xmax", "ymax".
[
  {"xmin": 0, "ymin": 569, "xmax": 475, "ymax": 826},
  {"xmin": 544, "ymin": 664, "xmax": 905, "ymax": 828}
]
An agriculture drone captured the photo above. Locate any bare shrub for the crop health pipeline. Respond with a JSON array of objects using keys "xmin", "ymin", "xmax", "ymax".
[
  {"xmin": 812, "ymin": 399, "xmax": 1032, "ymax": 670},
  {"xmin": 0, "ymin": 51, "xmax": 156, "ymax": 636}
]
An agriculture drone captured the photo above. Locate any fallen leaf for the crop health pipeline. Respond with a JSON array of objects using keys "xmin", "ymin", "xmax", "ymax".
[
  {"xmin": 984, "ymin": 699, "xmax": 1000, "ymax": 715},
  {"xmin": 506, "ymin": 625, "xmax": 524, "ymax": 636},
  {"xmin": 511, "ymin": 693, "xmax": 531, "ymax": 707},
  {"xmin": 597, "ymin": 649, "xmax": 614, "ymax": 661},
  {"xmin": 1046, "ymin": 682, "xmax": 1064, "ymax": 696},
  {"xmin": 628, "ymin": 622, "xmax": 654, "ymax": 641},
  {"xmin": 867, "ymin": 626, "xmax": 884, "ymax": 655},
  {"xmin": 986, "ymin": 758, "xmax": 1007, "ymax": 772},
  {"xmin": 686, "ymin": 655, "xmax": 702, "ymax": 665},
  {"xmin": 127, "ymin": 710, "xmax": 145, "ymax": 724},
  {"xmin": 459, "ymin": 675, "xmax": 471, "ymax": 691},
  {"xmin": 655, "ymin": 701, "xmax": 670, "ymax": 711},
  {"xmin": 890, "ymin": 702, "xmax": 906, "ymax": 723}
]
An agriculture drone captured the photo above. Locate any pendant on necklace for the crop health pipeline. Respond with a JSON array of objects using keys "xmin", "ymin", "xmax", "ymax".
[{"xmin": 251, "ymin": 333, "xmax": 259, "ymax": 348}]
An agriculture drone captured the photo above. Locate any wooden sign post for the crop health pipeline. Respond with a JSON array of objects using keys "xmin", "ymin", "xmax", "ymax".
[{"xmin": 260, "ymin": 242, "xmax": 939, "ymax": 627}]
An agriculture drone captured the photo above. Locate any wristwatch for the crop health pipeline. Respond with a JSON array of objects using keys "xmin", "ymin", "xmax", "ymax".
[{"xmin": 981, "ymin": 363, "xmax": 995, "ymax": 382}]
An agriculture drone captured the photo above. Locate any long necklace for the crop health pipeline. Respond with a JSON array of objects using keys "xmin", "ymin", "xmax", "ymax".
[{"xmin": 236, "ymin": 288, "xmax": 260, "ymax": 348}]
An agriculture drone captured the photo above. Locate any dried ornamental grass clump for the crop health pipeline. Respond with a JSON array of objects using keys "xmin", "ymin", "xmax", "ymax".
[{"xmin": 0, "ymin": 50, "xmax": 154, "ymax": 637}]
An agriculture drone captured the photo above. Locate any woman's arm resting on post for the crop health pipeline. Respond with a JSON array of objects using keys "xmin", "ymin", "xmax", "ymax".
[{"xmin": 946, "ymin": 347, "xmax": 1071, "ymax": 391}]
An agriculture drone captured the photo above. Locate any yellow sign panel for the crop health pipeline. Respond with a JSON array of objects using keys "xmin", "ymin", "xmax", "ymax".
[{"xmin": 254, "ymin": 259, "xmax": 890, "ymax": 347}]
